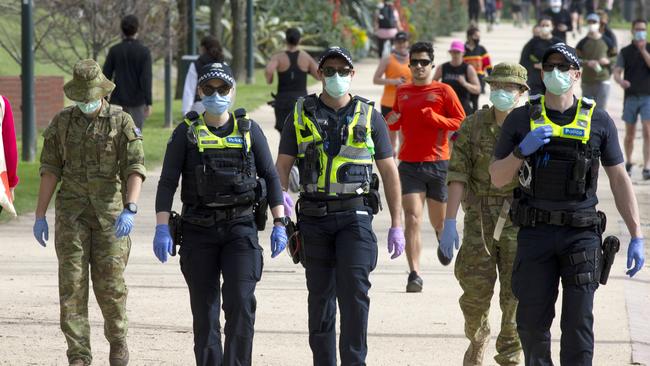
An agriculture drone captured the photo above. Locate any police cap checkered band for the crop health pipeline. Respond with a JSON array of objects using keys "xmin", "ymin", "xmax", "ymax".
[
  {"xmin": 318, "ymin": 46, "xmax": 354, "ymax": 69},
  {"xmin": 198, "ymin": 62, "xmax": 235, "ymax": 86},
  {"xmin": 542, "ymin": 43, "xmax": 581, "ymax": 68}
]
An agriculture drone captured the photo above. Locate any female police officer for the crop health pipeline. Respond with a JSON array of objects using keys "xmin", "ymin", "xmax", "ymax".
[{"xmin": 152, "ymin": 62, "xmax": 288, "ymax": 366}]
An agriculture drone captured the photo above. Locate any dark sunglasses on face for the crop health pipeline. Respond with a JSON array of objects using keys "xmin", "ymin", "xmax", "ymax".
[
  {"xmin": 409, "ymin": 59, "xmax": 432, "ymax": 67},
  {"xmin": 200, "ymin": 84, "xmax": 232, "ymax": 96},
  {"xmin": 542, "ymin": 63, "xmax": 574, "ymax": 72},
  {"xmin": 321, "ymin": 67, "xmax": 352, "ymax": 77}
]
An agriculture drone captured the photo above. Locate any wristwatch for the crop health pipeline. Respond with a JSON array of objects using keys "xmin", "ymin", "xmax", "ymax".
[
  {"xmin": 124, "ymin": 202, "xmax": 138, "ymax": 214},
  {"xmin": 273, "ymin": 217, "xmax": 291, "ymax": 226},
  {"xmin": 512, "ymin": 145, "xmax": 526, "ymax": 160}
]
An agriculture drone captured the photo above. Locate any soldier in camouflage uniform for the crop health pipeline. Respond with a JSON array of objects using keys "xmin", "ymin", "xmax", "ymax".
[
  {"xmin": 33, "ymin": 59, "xmax": 146, "ymax": 366},
  {"xmin": 439, "ymin": 63, "xmax": 529, "ymax": 366}
]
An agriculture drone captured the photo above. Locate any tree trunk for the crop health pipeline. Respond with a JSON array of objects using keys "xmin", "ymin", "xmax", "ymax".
[
  {"xmin": 230, "ymin": 0, "xmax": 246, "ymax": 81},
  {"xmin": 209, "ymin": 0, "xmax": 226, "ymax": 38},
  {"xmin": 175, "ymin": 0, "xmax": 188, "ymax": 99}
]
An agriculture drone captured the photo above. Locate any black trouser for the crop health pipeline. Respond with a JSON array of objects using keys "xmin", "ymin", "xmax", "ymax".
[
  {"xmin": 298, "ymin": 209, "xmax": 378, "ymax": 366},
  {"xmin": 179, "ymin": 216, "xmax": 263, "ymax": 366},
  {"xmin": 468, "ymin": 0, "xmax": 481, "ymax": 22},
  {"xmin": 512, "ymin": 223, "xmax": 600, "ymax": 366}
]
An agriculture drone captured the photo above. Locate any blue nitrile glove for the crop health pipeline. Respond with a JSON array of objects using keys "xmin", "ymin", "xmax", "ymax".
[
  {"xmin": 440, "ymin": 218, "xmax": 460, "ymax": 260},
  {"xmin": 153, "ymin": 224, "xmax": 174, "ymax": 263},
  {"xmin": 519, "ymin": 125, "xmax": 553, "ymax": 156},
  {"xmin": 33, "ymin": 217, "xmax": 49, "ymax": 247},
  {"xmin": 271, "ymin": 225, "xmax": 288, "ymax": 258},
  {"xmin": 626, "ymin": 237, "xmax": 645, "ymax": 277},
  {"xmin": 114, "ymin": 209, "xmax": 135, "ymax": 238}
]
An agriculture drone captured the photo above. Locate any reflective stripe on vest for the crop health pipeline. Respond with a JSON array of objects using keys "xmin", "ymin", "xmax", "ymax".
[
  {"xmin": 529, "ymin": 95, "xmax": 595, "ymax": 144},
  {"xmin": 184, "ymin": 113, "xmax": 252, "ymax": 153},
  {"xmin": 293, "ymin": 97, "xmax": 374, "ymax": 195}
]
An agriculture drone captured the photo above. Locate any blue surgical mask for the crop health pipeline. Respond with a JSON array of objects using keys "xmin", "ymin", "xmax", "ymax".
[
  {"xmin": 76, "ymin": 99, "xmax": 102, "ymax": 114},
  {"xmin": 324, "ymin": 74, "xmax": 352, "ymax": 98},
  {"xmin": 202, "ymin": 93, "xmax": 231, "ymax": 115},
  {"xmin": 543, "ymin": 68, "xmax": 573, "ymax": 95},
  {"xmin": 551, "ymin": 6, "xmax": 561, "ymax": 13},
  {"xmin": 490, "ymin": 89, "xmax": 518, "ymax": 112},
  {"xmin": 634, "ymin": 31, "xmax": 647, "ymax": 41}
]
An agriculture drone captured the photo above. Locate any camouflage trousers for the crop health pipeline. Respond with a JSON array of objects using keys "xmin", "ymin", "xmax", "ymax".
[
  {"xmin": 54, "ymin": 206, "xmax": 131, "ymax": 364},
  {"xmin": 454, "ymin": 203, "xmax": 522, "ymax": 366}
]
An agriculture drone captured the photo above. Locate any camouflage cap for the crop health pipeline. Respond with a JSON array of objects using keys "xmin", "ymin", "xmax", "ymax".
[
  {"xmin": 63, "ymin": 59, "xmax": 115, "ymax": 102},
  {"xmin": 484, "ymin": 62, "xmax": 529, "ymax": 91}
]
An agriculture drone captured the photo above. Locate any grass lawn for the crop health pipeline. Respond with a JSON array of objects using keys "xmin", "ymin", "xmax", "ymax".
[{"xmin": 1, "ymin": 68, "xmax": 280, "ymax": 222}]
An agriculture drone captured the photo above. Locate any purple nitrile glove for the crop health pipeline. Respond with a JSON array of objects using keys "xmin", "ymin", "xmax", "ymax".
[
  {"xmin": 283, "ymin": 191, "xmax": 294, "ymax": 218},
  {"xmin": 388, "ymin": 227, "xmax": 405, "ymax": 259}
]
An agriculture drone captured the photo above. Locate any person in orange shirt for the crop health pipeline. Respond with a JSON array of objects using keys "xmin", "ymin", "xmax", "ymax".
[
  {"xmin": 387, "ymin": 41, "xmax": 466, "ymax": 292},
  {"xmin": 373, "ymin": 31, "xmax": 412, "ymax": 149}
]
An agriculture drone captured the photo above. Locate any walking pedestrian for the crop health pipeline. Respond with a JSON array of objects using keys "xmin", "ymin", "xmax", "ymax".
[
  {"xmin": 569, "ymin": 0, "xmax": 586, "ymax": 38},
  {"xmin": 0, "ymin": 95, "xmax": 18, "ymax": 216},
  {"xmin": 34, "ymin": 59, "xmax": 146, "ymax": 366},
  {"xmin": 512, "ymin": 0, "xmax": 524, "ymax": 27},
  {"xmin": 374, "ymin": 1, "xmax": 403, "ymax": 58},
  {"xmin": 520, "ymin": 16, "xmax": 563, "ymax": 95},
  {"xmin": 464, "ymin": 27, "xmax": 493, "ymax": 113},
  {"xmin": 490, "ymin": 43, "xmax": 645, "ymax": 365},
  {"xmin": 485, "ymin": 0, "xmax": 497, "ymax": 32},
  {"xmin": 275, "ymin": 46, "xmax": 406, "ymax": 365},
  {"xmin": 521, "ymin": 0, "xmax": 532, "ymax": 26},
  {"xmin": 153, "ymin": 62, "xmax": 288, "ymax": 366},
  {"xmin": 434, "ymin": 40, "xmax": 481, "ymax": 116},
  {"xmin": 468, "ymin": 0, "xmax": 483, "ymax": 26},
  {"xmin": 386, "ymin": 41, "xmax": 466, "ymax": 291},
  {"xmin": 576, "ymin": 12, "xmax": 617, "ymax": 109},
  {"xmin": 544, "ymin": 0, "xmax": 573, "ymax": 42},
  {"xmin": 441, "ymin": 62, "xmax": 529, "ymax": 366},
  {"xmin": 103, "ymin": 15, "xmax": 152, "ymax": 130},
  {"xmin": 265, "ymin": 28, "xmax": 320, "ymax": 133},
  {"xmin": 373, "ymin": 31, "xmax": 412, "ymax": 150},
  {"xmin": 597, "ymin": 10, "xmax": 618, "ymax": 50},
  {"xmin": 182, "ymin": 36, "xmax": 225, "ymax": 116},
  {"xmin": 613, "ymin": 19, "xmax": 650, "ymax": 180}
]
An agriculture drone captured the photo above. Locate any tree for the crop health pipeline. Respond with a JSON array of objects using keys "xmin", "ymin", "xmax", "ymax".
[
  {"xmin": 210, "ymin": 0, "xmax": 227, "ymax": 39},
  {"xmin": 230, "ymin": 0, "xmax": 246, "ymax": 81}
]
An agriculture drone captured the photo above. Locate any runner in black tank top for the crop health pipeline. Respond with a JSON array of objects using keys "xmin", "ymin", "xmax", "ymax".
[
  {"xmin": 274, "ymin": 51, "xmax": 308, "ymax": 132},
  {"xmin": 441, "ymin": 62, "xmax": 473, "ymax": 115}
]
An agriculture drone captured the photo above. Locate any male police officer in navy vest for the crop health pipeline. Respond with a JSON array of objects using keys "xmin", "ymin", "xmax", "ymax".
[
  {"xmin": 275, "ymin": 46, "xmax": 405, "ymax": 365},
  {"xmin": 490, "ymin": 43, "xmax": 645, "ymax": 365}
]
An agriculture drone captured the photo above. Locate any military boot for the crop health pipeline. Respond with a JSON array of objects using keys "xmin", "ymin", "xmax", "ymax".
[
  {"xmin": 463, "ymin": 340, "xmax": 488, "ymax": 366},
  {"xmin": 109, "ymin": 341, "xmax": 129, "ymax": 366}
]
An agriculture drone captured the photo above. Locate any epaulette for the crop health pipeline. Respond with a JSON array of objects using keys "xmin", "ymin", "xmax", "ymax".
[
  {"xmin": 352, "ymin": 95, "xmax": 375, "ymax": 106},
  {"xmin": 234, "ymin": 108, "xmax": 251, "ymax": 132}
]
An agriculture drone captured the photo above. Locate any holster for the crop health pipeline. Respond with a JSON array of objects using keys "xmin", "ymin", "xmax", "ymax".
[
  {"xmin": 253, "ymin": 178, "xmax": 268, "ymax": 231},
  {"xmin": 600, "ymin": 236, "xmax": 620, "ymax": 285},
  {"xmin": 366, "ymin": 173, "xmax": 382, "ymax": 215},
  {"xmin": 286, "ymin": 219, "xmax": 304, "ymax": 265},
  {"xmin": 169, "ymin": 211, "xmax": 183, "ymax": 256}
]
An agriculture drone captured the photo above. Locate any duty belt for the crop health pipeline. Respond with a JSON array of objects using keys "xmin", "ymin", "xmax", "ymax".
[
  {"xmin": 297, "ymin": 196, "xmax": 368, "ymax": 217},
  {"xmin": 511, "ymin": 205, "xmax": 601, "ymax": 228},
  {"xmin": 182, "ymin": 205, "xmax": 254, "ymax": 227}
]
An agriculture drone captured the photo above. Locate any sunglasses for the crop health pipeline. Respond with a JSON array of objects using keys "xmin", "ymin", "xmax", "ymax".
[
  {"xmin": 409, "ymin": 59, "xmax": 432, "ymax": 67},
  {"xmin": 321, "ymin": 67, "xmax": 352, "ymax": 77},
  {"xmin": 542, "ymin": 63, "xmax": 575, "ymax": 72},
  {"xmin": 200, "ymin": 84, "xmax": 232, "ymax": 96}
]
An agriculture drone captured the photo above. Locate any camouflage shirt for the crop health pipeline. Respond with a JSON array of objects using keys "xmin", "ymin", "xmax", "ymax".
[
  {"xmin": 447, "ymin": 106, "xmax": 518, "ymax": 198},
  {"xmin": 40, "ymin": 102, "xmax": 146, "ymax": 229}
]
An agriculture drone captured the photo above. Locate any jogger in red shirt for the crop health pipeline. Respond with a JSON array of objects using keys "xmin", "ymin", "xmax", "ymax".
[{"xmin": 387, "ymin": 41, "xmax": 466, "ymax": 292}]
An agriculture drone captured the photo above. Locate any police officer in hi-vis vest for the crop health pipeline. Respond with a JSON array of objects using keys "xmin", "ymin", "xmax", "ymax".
[
  {"xmin": 275, "ymin": 46, "xmax": 406, "ymax": 365},
  {"xmin": 490, "ymin": 43, "xmax": 645, "ymax": 365},
  {"xmin": 152, "ymin": 62, "xmax": 288, "ymax": 366}
]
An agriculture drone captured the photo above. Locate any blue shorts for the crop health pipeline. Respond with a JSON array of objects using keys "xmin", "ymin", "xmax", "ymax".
[{"xmin": 622, "ymin": 95, "xmax": 650, "ymax": 124}]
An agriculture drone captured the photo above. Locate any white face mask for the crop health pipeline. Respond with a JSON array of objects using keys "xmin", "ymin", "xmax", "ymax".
[
  {"xmin": 588, "ymin": 23, "xmax": 600, "ymax": 33},
  {"xmin": 540, "ymin": 25, "xmax": 553, "ymax": 36}
]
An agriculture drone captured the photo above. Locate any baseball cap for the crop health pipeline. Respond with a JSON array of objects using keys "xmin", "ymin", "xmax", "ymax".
[
  {"xmin": 198, "ymin": 62, "xmax": 235, "ymax": 86},
  {"xmin": 318, "ymin": 46, "xmax": 354, "ymax": 69},
  {"xmin": 395, "ymin": 31, "xmax": 409, "ymax": 42},
  {"xmin": 449, "ymin": 40, "xmax": 465, "ymax": 53},
  {"xmin": 542, "ymin": 43, "xmax": 581, "ymax": 69},
  {"xmin": 585, "ymin": 13, "xmax": 600, "ymax": 23}
]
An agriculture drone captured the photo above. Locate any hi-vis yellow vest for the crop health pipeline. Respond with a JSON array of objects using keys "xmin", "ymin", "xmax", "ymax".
[
  {"xmin": 184, "ymin": 112, "xmax": 251, "ymax": 153},
  {"xmin": 529, "ymin": 95, "xmax": 595, "ymax": 144},
  {"xmin": 294, "ymin": 97, "xmax": 375, "ymax": 196}
]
